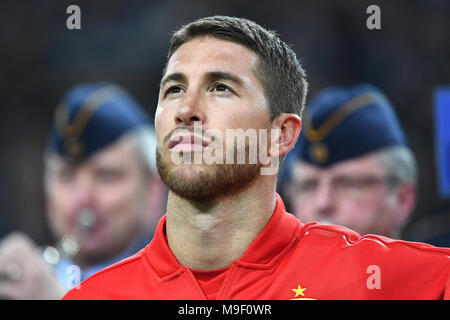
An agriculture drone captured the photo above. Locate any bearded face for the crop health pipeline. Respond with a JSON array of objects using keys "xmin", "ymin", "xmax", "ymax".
[
  {"xmin": 154, "ymin": 37, "xmax": 278, "ymax": 201},
  {"xmin": 156, "ymin": 126, "xmax": 262, "ymax": 202}
]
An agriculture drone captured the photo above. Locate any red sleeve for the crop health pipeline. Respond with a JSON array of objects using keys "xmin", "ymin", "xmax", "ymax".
[
  {"xmin": 62, "ymin": 287, "xmax": 84, "ymax": 300},
  {"xmin": 61, "ymin": 250, "xmax": 148, "ymax": 300}
]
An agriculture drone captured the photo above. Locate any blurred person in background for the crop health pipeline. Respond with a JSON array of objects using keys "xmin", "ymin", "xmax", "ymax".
[
  {"xmin": 283, "ymin": 84, "xmax": 417, "ymax": 239},
  {"xmin": 0, "ymin": 82, "xmax": 166, "ymax": 299}
]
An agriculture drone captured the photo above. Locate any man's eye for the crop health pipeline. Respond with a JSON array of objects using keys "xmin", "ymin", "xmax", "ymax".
[
  {"xmin": 165, "ymin": 86, "xmax": 183, "ymax": 96},
  {"xmin": 211, "ymin": 83, "xmax": 232, "ymax": 93},
  {"xmin": 214, "ymin": 84, "xmax": 229, "ymax": 91},
  {"xmin": 298, "ymin": 181, "xmax": 318, "ymax": 192}
]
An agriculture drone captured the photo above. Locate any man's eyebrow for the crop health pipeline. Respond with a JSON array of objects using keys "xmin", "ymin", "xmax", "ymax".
[
  {"xmin": 206, "ymin": 71, "xmax": 244, "ymax": 87},
  {"xmin": 160, "ymin": 72, "xmax": 187, "ymax": 88},
  {"xmin": 160, "ymin": 71, "xmax": 244, "ymax": 89},
  {"xmin": 300, "ymin": 177, "xmax": 319, "ymax": 183}
]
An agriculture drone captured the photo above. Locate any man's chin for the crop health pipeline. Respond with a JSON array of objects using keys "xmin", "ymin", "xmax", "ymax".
[
  {"xmin": 76, "ymin": 236, "xmax": 123, "ymax": 266},
  {"xmin": 162, "ymin": 165, "xmax": 220, "ymax": 202},
  {"xmin": 157, "ymin": 147, "xmax": 262, "ymax": 202},
  {"xmin": 77, "ymin": 234, "xmax": 106, "ymax": 255},
  {"xmin": 165, "ymin": 166, "xmax": 260, "ymax": 203}
]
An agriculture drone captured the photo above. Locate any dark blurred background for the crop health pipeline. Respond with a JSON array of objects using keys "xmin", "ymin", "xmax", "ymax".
[{"xmin": 0, "ymin": 0, "xmax": 449, "ymax": 245}]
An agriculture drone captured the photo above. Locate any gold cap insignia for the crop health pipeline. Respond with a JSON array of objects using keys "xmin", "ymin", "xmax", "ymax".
[
  {"xmin": 309, "ymin": 142, "xmax": 329, "ymax": 164},
  {"xmin": 302, "ymin": 92, "xmax": 387, "ymax": 165},
  {"xmin": 53, "ymin": 85, "xmax": 119, "ymax": 161}
]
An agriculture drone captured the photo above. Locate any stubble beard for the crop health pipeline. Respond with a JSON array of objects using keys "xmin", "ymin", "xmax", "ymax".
[{"xmin": 156, "ymin": 145, "xmax": 262, "ymax": 203}]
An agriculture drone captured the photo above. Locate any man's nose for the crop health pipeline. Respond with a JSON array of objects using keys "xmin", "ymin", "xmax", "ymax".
[
  {"xmin": 174, "ymin": 91, "xmax": 206, "ymax": 126},
  {"xmin": 314, "ymin": 182, "xmax": 336, "ymax": 217},
  {"xmin": 71, "ymin": 176, "xmax": 95, "ymax": 208}
]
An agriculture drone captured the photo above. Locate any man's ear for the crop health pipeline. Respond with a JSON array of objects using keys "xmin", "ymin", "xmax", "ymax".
[
  {"xmin": 393, "ymin": 182, "xmax": 417, "ymax": 229},
  {"xmin": 269, "ymin": 113, "xmax": 302, "ymax": 157}
]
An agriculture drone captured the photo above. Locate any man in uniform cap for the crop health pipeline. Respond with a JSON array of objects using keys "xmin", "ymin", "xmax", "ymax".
[
  {"xmin": 284, "ymin": 83, "xmax": 417, "ymax": 238},
  {"xmin": 0, "ymin": 82, "xmax": 166, "ymax": 299}
]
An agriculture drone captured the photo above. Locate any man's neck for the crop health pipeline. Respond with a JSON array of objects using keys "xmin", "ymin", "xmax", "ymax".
[{"xmin": 166, "ymin": 178, "xmax": 276, "ymax": 270}]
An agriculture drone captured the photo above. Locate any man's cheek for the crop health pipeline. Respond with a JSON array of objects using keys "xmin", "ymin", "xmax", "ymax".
[
  {"xmin": 294, "ymin": 204, "xmax": 314, "ymax": 222},
  {"xmin": 47, "ymin": 203, "xmax": 69, "ymax": 237},
  {"xmin": 154, "ymin": 109, "xmax": 171, "ymax": 140},
  {"xmin": 342, "ymin": 203, "xmax": 373, "ymax": 227},
  {"xmin": 99, "ymin": 187, "xmax": 135, "ymax": 217}
]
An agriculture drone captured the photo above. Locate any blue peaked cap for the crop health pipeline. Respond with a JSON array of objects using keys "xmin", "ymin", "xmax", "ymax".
[
  {"xmin": 292, "ymin": 83, "xmax": 408, "ymax": 168},
  {"xmin": 47, "ymin": 82, "xmax": 151, "ymax": 163}
]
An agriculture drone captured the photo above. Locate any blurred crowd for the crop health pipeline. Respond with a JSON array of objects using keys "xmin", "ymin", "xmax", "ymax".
[{"xmin": 0, "ymin": 0, "xmax": 449, "ymax": 298}]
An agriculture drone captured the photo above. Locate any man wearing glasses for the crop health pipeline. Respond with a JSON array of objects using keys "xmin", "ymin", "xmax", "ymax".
[{"xmin": 284, "ymin": 84, "xmax": 417, "ymax": 239}]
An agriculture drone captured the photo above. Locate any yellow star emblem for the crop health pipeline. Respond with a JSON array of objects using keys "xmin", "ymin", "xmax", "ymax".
[{"xmin": 292, "ymin": 285, "xmax": 306, "ymax": 297}]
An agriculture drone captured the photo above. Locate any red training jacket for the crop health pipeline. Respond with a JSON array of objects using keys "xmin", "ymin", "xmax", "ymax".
[{"xmin": 63, "ymin": 194, "xmax": 450, "ymax": 300}]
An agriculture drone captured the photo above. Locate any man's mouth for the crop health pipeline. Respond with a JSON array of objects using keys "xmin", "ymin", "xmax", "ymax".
[
  {"xmin": 168, "ymin": 133, "xmax": 209, "ymax": 152},
  {"xmin": 77, "ymin": 209, "xmax": 97, "ymax": 231}
]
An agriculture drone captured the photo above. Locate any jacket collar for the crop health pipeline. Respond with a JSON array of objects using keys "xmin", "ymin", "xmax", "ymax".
[{"xmin": 144, "ymin": 193, "xmax": 301, "ymax": 279}]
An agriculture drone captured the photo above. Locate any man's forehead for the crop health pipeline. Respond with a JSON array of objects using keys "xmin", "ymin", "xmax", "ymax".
[
  {"xmin": 164, "ymin": 37, "xmax": 258, "ymax": 77},
  {"xmin": 298, "ymin": 154, "xmax": 383, "ymax": 177},
  {"xmin": 48, "ymin": 137, "xmax": 136, "ymax": 169}
]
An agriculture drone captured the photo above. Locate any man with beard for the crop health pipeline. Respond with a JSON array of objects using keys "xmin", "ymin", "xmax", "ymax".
[
  {"xmin": 0, "ymin": 82, "xmax": 165, "ymax": 299},
  {"xmin": 64, "ymin": 16, "xmax": 450, "ymax": 300}
]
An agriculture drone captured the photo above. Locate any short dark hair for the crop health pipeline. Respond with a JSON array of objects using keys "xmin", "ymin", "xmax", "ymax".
[{"xmin": 166, "ymin": 15, "xmax": 308, "ymax": 119}]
